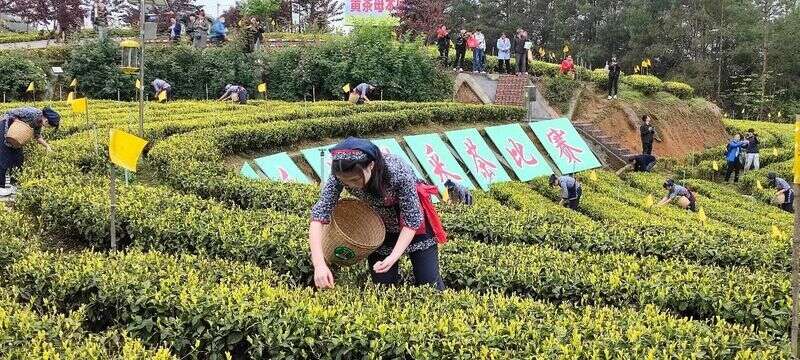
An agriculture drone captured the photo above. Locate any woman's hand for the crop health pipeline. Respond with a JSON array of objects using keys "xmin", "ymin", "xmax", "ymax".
[
  {"xmin": 372, "ymin": 255, "xmax": 399, "ymax": 274},
  {"xmin": 313, "ymin": 263, "xmax": 335, "ymax": 289}
]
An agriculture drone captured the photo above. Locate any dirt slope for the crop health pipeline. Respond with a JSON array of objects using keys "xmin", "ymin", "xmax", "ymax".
[{"xmin": 573, "ymin": 87, "xmax": 728, "ymax": 158}]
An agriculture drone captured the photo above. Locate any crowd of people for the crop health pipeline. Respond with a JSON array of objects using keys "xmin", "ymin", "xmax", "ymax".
[
  {"xmin": 168, "ymin": 13, "xmax": 265, "ymax": 52},
  {"xmin": 435, "ymin": 26, "xmax": 583, "ymax": 79}
]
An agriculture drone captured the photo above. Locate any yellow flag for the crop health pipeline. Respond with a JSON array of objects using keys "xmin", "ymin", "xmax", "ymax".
[
  {"xmin": 588, "ymin": 170, "xmax": 598, "ymax": 182},
  {"xmin": 697, "ymin": 207, "xmax": 707, "ymax": 225},
  {"xmin": 109, "ymin": 129, "xmax": 148, "ymax": 172},
  {"xmin": 342, "ymin": 83, "xmax": 351, "ymax": 93},
  {"xmin": 157, "ymin": 90, "xmax": 167, "ymax": 102},
  {"xmin": 771, "ymin": 225, "xmax": 785, "ymax": 240},
  {"xmin": 135, "ymin": 79, "xmax": 141, "ymax": 89},
  {"xmin": 257, "ymin": 83, "xmax": 267, "ymax": 93},
  {"xmin": 441, "ymin": 188, "xmax": 450, "ymax": 203},
  {"xmin": 67, "ymin": 91, "xmax": 75, "ymax": 102},
  {"xmin": 712, "ymin": 161, "xmax": 719, "ymax": 171},
  {"xmin": 563, "ymin": 45, "xmax": 569, "ymax": 53},
  {"xmin": 70, "ymin": 97, "xmax": 87, "ymax": 114},
  {"xmin": 756, "ymin": 179, "xmax": 764, "ymax": 190},
  {"xmin": 641, "ymin": 60, "xmax": 647, "ymax": 68},
  {"xmin": 643, "ymin": 194, "xmax": 654, "ymax": 208},
  {"xmin": 795, "ymin": 120, "xmax": 800, "ymax": 184},
  {"xmin": 26, "ymin": 82, "xmax": 34, "ymax": 92},
  {"xmin": 773, "ymin": 147, "xmax": 779, "ymax": 156},
  {"xmin": 69, "ymin": 78, "xmax": 77, "ymax": 88}
]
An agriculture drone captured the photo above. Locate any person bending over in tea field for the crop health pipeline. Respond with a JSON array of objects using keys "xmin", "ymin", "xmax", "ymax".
[
  {"xmin": 550, "ymin": 174, "xmax": 582, "ymax": 210},
  {"xmin": 767, "ymin": 172, "xmax": 794, "ymax": 213},
  {"xmin": 616, "ymin": 154, "xmax": 656, "ymax": 175},
  {"xmin": 657, "ymin": 179, "xmax": 697, "ymax": 212},
  {"xmin": 309, "ymin": 137, "xmax": 456, "ymax": 291},
  {"xmin": 0, "ymin": 107, "xmax": 60, "ymax": 196},
  {"xmin": 349, "ymin": 83, "xmax": 376, "ymax": 104},
  {"xmin": 218, "ymin": 84, "xmax": 248, "ymax": 104}
]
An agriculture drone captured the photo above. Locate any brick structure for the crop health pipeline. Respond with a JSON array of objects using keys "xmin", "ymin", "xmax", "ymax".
[{"xmin": 495, "ymin": 75, "xmax": 530, "ymax": 106}]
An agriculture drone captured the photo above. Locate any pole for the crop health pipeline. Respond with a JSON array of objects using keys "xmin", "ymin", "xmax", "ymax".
[
  {"xmin": 138, "ymin": 0, "xmax": 145, "ymax": 137},
  {"xmin": 312, "ymin": 86, "xmax": 316, "ymax": 102},
  {"xmin": 792, "ymin": 114, "xmax": 800, "ymax": 358},
  {"xmin": 109, "ymin": 165, "xmax": 117, "ymax": 251},
  {"xmin": 89, "ymin": 106, "xmax": 98, "ymax": 156},
  {"xmin": 117, "ymin": 89, "xmax": 121, "ymax": 101},
  {"xmin": 205, "ymin": 84, "xmax": 209, "ymax": 100}
]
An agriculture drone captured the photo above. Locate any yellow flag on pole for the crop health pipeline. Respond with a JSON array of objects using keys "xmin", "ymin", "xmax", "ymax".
[
  {"xmin": 712, "ymin": 161, "xmax": 719, "ymax": 171},
  {"xmin": 756, "ymin": 179, "xmax": 764, "ymax": 190},
  {"xmin": 70, "ymin": 97, "xmax": 87, "ymax": 114},
  {"xmin": 697, "ymin": 207, "xmax": 707, "ymax": 225},
  {"xmin": 109, "ymin": 129, "xmax": 148, "ymax": 172},
  {"xmin": 771, "ymin": 225, "xmax": 785, "ymax": 240},
  {"xmin": 26, "ymin": 82, "xmax": 34, "ymax": 92},
  {"xmin": 257, "ymin": 83, "xmax": 267, "ymax": 93},
  {"xmin": 69, "ymin": 78, "xmax": 77, "ymax": 88},
  {"xmin": 441, "ymin": 188, "xmax": 450, "ymax": 203},
  {"xmin": 135, "ymin": 79, "xmax": 141, "ymax": 89},
  {"xmin": 588, "ymin": 170, "xmax": 598, "ymax": 182},
  {"xmin": 157, "ymin": 90, "xmax": 167, "ymax": 102},
  {"xmin": 67, "ymin": 91, "xmax": 75, "ymax": 102},
  {"xmin": 643, "ymin": 194, "xmax": 654, "ymax": 208},
  {"xmin": 563, "ymin": 45, "xmax": 569, "ymax": 53},
  {"xmin": 342, "ymin": 83, "xmax": 351, "ymax": 93},
  {"xmin": 794, "ymin": 120, "xmax": 800, "ymax": 184}
]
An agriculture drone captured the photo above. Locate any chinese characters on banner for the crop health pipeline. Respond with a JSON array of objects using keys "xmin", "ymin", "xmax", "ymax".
[
  {"xmin": 484, "ymin": 124, "xmax": 553, "ymax": 181},
  {"xmin": 465, "ymin": 138, "xmax": 497, "ymax": 181},
  {"xmin": 425, "ymin": 145, "xmax": 462, "ymax": 182},
  {"xmin": 444, "ymin": 128, "xmax": 510, "ymax": 190},
  {"xmin": 506, "ymin": 138, "xmax": 539, "ymax": 167},
  {"xmin": 530, "ymin": 118, "xmax": 601, "ymax": 174},
  {"xmin": 545, "ymin": 128, "xmax": 583, "ymax": 164},
  {"xmin": 255, "ymin": 152, "xmax": 312, "ymax": 184},
  {"xmin": 347, "ymin": 0, "xmax": 403, "ymax": 15},
  {"xmin": 404, "ymin": 133, "xmax": 474, "ymax": 194}
]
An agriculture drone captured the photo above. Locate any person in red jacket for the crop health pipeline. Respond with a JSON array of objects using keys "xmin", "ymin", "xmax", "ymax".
[{"xmin": 560, "ymin": 55, "xmax": 575, "ymax": 77}]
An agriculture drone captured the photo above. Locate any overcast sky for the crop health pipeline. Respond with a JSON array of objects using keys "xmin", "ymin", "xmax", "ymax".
[{"xmin": 195, "ymin": 0, "xmax": 239, "ymax": 17}]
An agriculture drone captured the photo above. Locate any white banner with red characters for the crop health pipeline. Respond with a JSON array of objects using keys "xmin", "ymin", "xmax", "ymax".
[{"xmin": 345, "ymin": 0, "xmax": 404, "ymax": 19}]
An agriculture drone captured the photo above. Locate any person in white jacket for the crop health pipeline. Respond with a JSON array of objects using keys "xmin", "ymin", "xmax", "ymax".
[
  {"xmin": 472, "ymin": 28, "xmax": 486, "ymax": 74},
  {"xmin": 496, "ymin": 33, "xmax": 511, "ymax": 74}
]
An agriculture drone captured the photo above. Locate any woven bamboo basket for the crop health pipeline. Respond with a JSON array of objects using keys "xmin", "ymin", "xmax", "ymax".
[
  {"xmin": 676, "ymin": 196, "xmax": 691, "ymax": 209},
  {"xmin": 773, "ymin": 193, "xmax": 786, "ymax": 206},
  {"xmin": 322, "ymin": 199, "xmax": 385, "ymax": 267},
  {"xmin": 5, "ymin": 120, "xmax": 33, "ymax": 149},
  {"xmin": 348, "ymin": 93, "xmax": 359, "ymax": 104}
]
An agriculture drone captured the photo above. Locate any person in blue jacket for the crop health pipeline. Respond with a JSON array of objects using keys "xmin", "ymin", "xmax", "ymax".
[
  {"xmin": 724, "ymin": 134, "xmax": 749, "ymax": 183},
  {"xmin": 768, "ymin": 172, "xmax": 794, "ymax": 213},
  {"xmin": 209, "ymin": 16, "xmax": 227, "ymax": 44}
]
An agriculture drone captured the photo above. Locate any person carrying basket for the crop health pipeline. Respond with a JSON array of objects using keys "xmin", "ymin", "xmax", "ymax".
[
  {"xmin": 0, "ymin": 107, "xmax": 60, "ymax": 196},
  {"xmin": 309, "ymin": 137, "xmax": 464, "ymax": 290}
]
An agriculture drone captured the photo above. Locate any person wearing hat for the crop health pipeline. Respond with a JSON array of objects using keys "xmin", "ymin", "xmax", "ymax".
[
  {"xmin": 218, "ymin": 84, "xmax": 248, "ymax": 104},
  {"xmin": 309, "ymin": 137, "xmax": 453, "ymax": 290},
  {"xmin": 350, "ymin": 83, "xmax": 376, "ymax": 105},
  {"xmin": 657, "ymin": 179, "xmax": 697, "ymax": 212},
  {"xmin": 152, "ymin": 78, "xmax": 173, "ymax": 102},
  {"xmin": 767, "ymin": 172, "xmax": 794, "ymax": 213},
  {"xmin": 0, "ymin": 107, "xmax": 60, "ymax": 196},
  {"xmin": 549, "ymin": 174, "xmax": 582, "ymax": 210},
  {"xmin": 616, "ymin": 154, "xmax": 657, "ymax": 175}
]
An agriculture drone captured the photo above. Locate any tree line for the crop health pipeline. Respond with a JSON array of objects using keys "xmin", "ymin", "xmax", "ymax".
[{"xmin": 397, "ymin": 0, "xmax": 799, "ymax": 119}]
